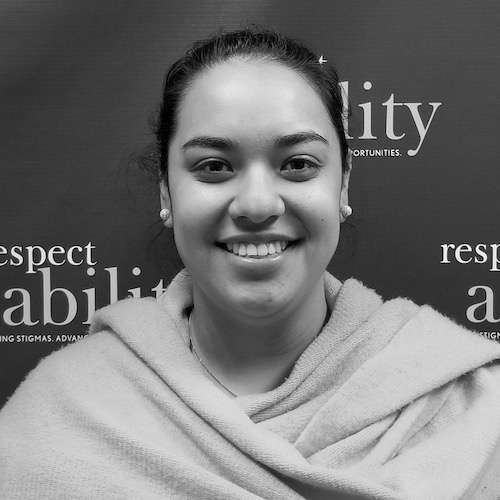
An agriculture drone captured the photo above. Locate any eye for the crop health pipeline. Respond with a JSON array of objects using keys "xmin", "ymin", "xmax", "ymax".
[
  {"xmin": 281, "ymin": 157, "xmax": 321, "ymax": 181},
  {"xmin": 194, "ymin": 160, "xmax": 234, "ymax": 182}
]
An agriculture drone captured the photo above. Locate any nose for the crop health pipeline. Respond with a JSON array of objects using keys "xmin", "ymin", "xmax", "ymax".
[{"xmin": 228, "ymin": 166, "xmax": 285, "ymax": 223}]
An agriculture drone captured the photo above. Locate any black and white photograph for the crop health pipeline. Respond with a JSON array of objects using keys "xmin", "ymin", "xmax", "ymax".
[{"xmin": 1, "ymin": 1, "xmax": 500, "ymax": 498}]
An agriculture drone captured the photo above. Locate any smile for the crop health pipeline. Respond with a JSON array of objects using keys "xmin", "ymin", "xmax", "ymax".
[{"xmin": 224, "ymin": 241, "xmax": 290, "ymax": 258}]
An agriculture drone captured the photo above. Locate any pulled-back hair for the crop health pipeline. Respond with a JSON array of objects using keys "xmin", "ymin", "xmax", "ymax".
[{"xmin": 155, "ymin": 28, "xmax": 349, "ymax": 181}]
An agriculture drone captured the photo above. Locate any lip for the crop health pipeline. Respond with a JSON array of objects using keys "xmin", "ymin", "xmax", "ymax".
[
  {"xmin": 217, "ymin": 232, "xmax": 298, "ymax": 245},
  {"xmin": 216, "ymin": 240, "xmax": 299, "ymax": 273},
  {"xmin": 215, "ymin": 233, "xmax": 301, "ymax": 271},
  {"xmin": 216, "ymin": 233, "xmax": 300, "ymax": 258},
  {"xmin": 226, "ymin": 250, "xmax": 285, "ymax": 262},
  {"xmin": 221, "ymin": 244, "xmax": 292, "ymax": 275}
]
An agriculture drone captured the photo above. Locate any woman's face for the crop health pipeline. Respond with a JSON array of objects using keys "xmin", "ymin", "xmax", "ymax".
[{"xmin": 162, "ymin": 60, "xmax": 349, "ymax": 319}]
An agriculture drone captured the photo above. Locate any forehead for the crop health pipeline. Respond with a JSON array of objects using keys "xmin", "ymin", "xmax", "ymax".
[{"xmin": 173, "ymin": 60, "xmax": 336, "ymax": 147}]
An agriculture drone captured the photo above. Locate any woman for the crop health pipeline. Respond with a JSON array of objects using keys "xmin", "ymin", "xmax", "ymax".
[{"xmin": 1, "ymin": 28, "xmax": 500, "ymax": 500}]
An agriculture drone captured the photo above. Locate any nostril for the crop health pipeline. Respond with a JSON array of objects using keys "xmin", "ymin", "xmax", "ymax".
[{"xmin": 228, "ymin": 194, "xmax": 286, "ymax": 222}]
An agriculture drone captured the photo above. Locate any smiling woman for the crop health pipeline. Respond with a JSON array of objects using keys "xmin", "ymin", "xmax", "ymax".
[
  {"xmin": 1, "ymin": 28, "xmax": 500, "ymax": 500},
  {"xmin": 161, "ymin": 57, "xmax": 348, "ymax": 396}
]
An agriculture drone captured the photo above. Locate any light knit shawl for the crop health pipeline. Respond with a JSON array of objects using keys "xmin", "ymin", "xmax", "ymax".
[{"xmin": 1, "ymin": 271, "xmax": 500, "ymax": 500}]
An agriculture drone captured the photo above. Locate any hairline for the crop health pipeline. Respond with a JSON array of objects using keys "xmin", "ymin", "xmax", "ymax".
[{"xmin": 173, "ymin": 55, "xmax": 340, "ymax": 152}]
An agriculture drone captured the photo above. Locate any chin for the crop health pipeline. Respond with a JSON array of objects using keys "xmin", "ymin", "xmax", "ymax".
[{"xmin": 226, "ymin": 282, "xmax": 299, "ymax": 318}]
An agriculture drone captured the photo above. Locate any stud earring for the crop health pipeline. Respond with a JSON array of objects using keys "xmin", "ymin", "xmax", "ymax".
[
  {"xmin": 159, "ymin": 208, "xmax": 170, "ymax": 221},
  {"xmin": 340, "ymin": 205, "xmax": 353, "ymax": 219}
]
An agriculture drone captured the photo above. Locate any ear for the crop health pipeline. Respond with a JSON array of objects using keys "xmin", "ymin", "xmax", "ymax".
[
  {"xmin": 159, "ymin": 181, "xmax": 173, "ymax": 228},
  {"xmin": 339, "ymin": 149, "xmax": 352, "ymax": 211}
]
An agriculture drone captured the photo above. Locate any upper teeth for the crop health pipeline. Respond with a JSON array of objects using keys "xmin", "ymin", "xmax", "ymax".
[{"xmin": 225, "ymin": 241, "xmax": 289, "ymax": 257}]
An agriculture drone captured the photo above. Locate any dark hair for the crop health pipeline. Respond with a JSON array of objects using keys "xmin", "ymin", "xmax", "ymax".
[{"xmin": 154, "ymin": 27, "xmax": 350, "ymax": 181}]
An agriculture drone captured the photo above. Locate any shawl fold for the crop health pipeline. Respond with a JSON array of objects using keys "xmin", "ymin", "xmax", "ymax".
[{"xmin": 1, "ymin": 271, "xmax": 500, "ymax": 499}]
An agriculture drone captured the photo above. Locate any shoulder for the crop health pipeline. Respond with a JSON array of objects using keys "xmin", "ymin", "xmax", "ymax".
[
  {"xmin": 0, "ymin": 328, "xmax": 126, "ymax": 421},
  {"xmin": 330, "ymin": 274, "xmax": 422, "ymax": 318},
  {"xmin": 0, "ymin": 330, "xmax": 115, "ymax": 491},
  {"xmin": 334, "ymin": 273, "xmax": 500, "ymax": 351},
  {"xmin": 0, "ymin": 297, "xmax": 163, "ymax": 418},
  {"xmin": 0, "ymin": 301, "xmax": 168, "ymax": 488},
  {"xmin": 0, "ymin": 288, "xmax": 192, "ymax": 426}
]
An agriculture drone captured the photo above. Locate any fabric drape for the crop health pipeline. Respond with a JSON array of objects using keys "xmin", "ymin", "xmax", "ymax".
[{"xmin": 1, "ymin": 271, "xmax": 499, "ymax": 499}]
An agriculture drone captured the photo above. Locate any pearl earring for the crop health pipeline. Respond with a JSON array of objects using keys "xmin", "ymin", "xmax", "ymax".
[
  {"xmin": 159, "ymin": 208, "xmax": 170, "ymax": 221},
  {"xmin": 340, "ymin": 205, "xmax": 352, "ymax": 218}
]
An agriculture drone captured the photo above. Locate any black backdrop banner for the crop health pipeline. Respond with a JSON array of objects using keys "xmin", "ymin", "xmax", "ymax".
[{"xmin": 1, "ymin": 0, "xmax": 500, "ymax": 407}]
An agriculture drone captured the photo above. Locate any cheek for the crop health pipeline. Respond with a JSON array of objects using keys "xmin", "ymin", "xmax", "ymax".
[
  {"xmin": 313, "ymin": 207, "xmax": 341, "ymax": 246},
  {"xmin": 298, "ymin": 185, "xmax": 341, "ymax": 234},
  {"xmin": 311, "ymin": 202, "xmax": 342, "ymax": 263},
  {"xmin": 173, "ymin": 207, "xmax": 209, "ymax": 246},
  {"xmin": 170, "ymin": 182, "xmax": 223, "ymax": 244}
]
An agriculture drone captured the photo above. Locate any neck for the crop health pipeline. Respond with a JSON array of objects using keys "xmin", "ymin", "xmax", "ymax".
[{"xmin": 189, "ymin": 281, "xmax": 328, "ymax": 396}]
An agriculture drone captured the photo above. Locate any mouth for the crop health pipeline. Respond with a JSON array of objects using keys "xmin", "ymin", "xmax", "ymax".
[{"xmin": 218, "ymin": 240, "xmax": 293, "ymax": 259}]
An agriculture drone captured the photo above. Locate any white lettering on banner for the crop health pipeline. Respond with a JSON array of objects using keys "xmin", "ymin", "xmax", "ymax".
[
  {"xmin": 0, "ymin": 334, "xmax": 89, "ymax": 343},
  {"xmin": 440, "ymin": 243, "xmax": 500, "ymax": 272},
  {"xmin": 351, "ymin": 149, "xmax": 401, "ymax": 157},
  {"xmin": 2, "ymin": 266, "xmax": 169, "ymax": 327},
  {"xmin": 467, "ymin": 286, "xmax": 500, "ymax": 323},
  {"xmin": 10, "ymin": 247, "xmax": 23, "ymax": 267},
  {"xmin": 16, "ymin": 334, "xmax": 52, "ymax": 342},
  {"xmin": 340, "ymin": 81, "xmax": 442, "ymax": 156},
  {"xmin": 47, "ymin": 246, "xmax": 66, "ymax": 266},
  {"xmin": 3, "ymin": 288, "xmax": 39, "ymax": 326},
  {"xmin": 358, "ymin": 81, "xmax": 376, "ymax": 139},
  {"xmin": 40, "ymin": 268, "xmax": 78, "ymax": 326},
  {"xmin": 382, "ymin": 94, "xmax": 405, "ymax": 141},
  {"xmin": 0, "ymin": 242, "xmax": 96, "ymax": 274},
  {"xmin": 478, "ymin": 331, "xmax": 500, "ymax": 340},
  {"xmin": 439, "ymin": 242, "xmax": 500, "ymax": 325}
]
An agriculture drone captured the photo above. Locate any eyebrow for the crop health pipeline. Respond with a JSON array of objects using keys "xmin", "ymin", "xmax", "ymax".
[
  {"xmin": 274, "ymin": 131, "xmax": 329, "ymax": 148},
  {"xmin": 180, "ymin": 131, "xmax": 328, "ymax": 151},
  {"xmin": 181, "ymin": 136, "xmax": 238, "ymax": 151}
]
